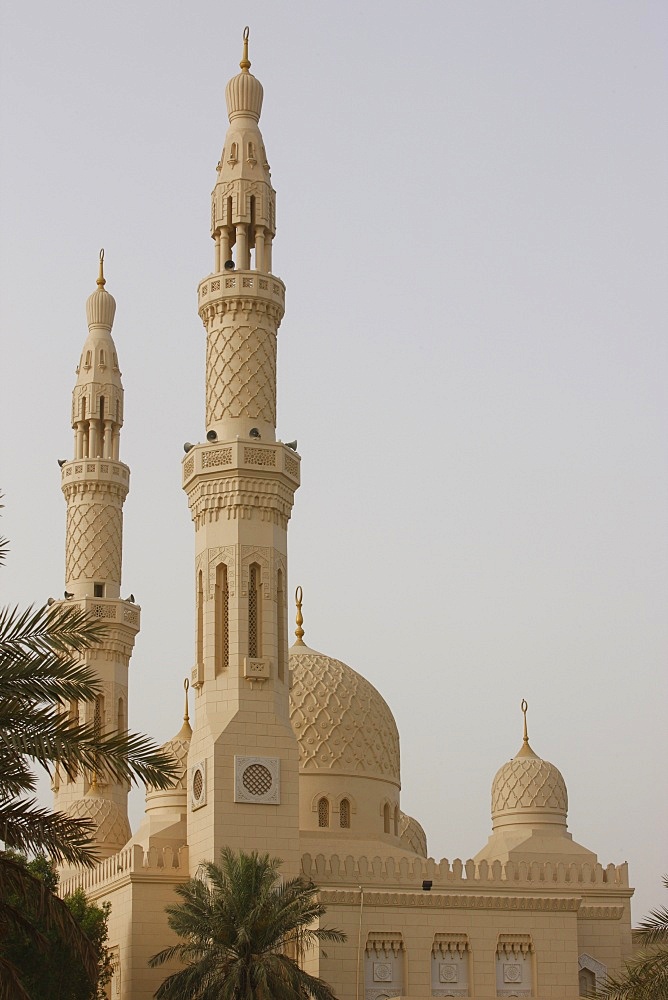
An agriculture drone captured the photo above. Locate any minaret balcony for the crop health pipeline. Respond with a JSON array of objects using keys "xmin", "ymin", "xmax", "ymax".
[
  {"xmin": 182, "ymin": 438, "xmax": 299, "ymax": 489},
  {"xmin": 198, "ymin": 270, "xmax": 285, "ymax": 314},
  {"xmin": 61, "ymin": 458, "xmax": 129, "ymax": 486}
]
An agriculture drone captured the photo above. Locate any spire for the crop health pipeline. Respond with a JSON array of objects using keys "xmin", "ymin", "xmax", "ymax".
[
  {"xmin": 515, "ymin": 698, "xmax": 537, "ymax": 758},
  {"xmin": 294, "ymin": 586, "xmax": 305, "ymax": 645},
  {"xmin": 225, "ymin": 26, "xmax": 263, "ymax": 122},
  {"xmin": 176, "ymin": 678, "xmax": 192, "ymax": 739},
  {"xmin": 97, "ymin": 248, "xmax": 106, "ymax": 287}
]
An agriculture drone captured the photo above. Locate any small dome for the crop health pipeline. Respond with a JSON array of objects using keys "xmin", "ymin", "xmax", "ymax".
[
  {"xmin": 289, "ymin": 644, "xmax": 400, "ymax": 786},
  {"xmin": 491, "ymin": 740, "xmax": 568, "ymax": 828},
  {"xmin": 225, "ymin": 31, "xmax": 263, "ymax": 121},
  {"xmin": 85, "ymin": 285, "xmax": 116, "ymax": 329},
  {"xmin": 85, "ymin": 251, "xmax": 116, "ymax": 329},
  {"xmin": 146, "ymin": 718, "xmax": 191, "ymax": 799},
  {"xmin": 66, "ymin": 790, "xmax": 131, "ymax": 850}
]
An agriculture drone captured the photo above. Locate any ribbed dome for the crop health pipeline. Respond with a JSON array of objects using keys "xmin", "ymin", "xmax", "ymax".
[
  {"xmin": 66, "ymin": 790, "xmax": 131, "ymax": 850},
  {"xmin": 225, "ymin": 33, "xmax": 263, "ymax": 122},
  {"xmin": 289, "ymin": 644, "xmax": 400, "ymax": 786},
  {"xmin": 226, "ymin": 69, "xmax": 263, "ymax": 122},
  {"xmin": 85, "ymin": 285, "xmax": 116, "ymax": 330},
  {"xmin": 491, "ymin": 740, "xmax": 568, "ymax": 827}
]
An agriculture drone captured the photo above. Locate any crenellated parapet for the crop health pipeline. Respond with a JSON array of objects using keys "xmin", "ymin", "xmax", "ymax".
[
  {"xmin": 301, "ymin": 852, "xmax": 630, "ymax": 892},
  {"xmin": 59, "ymin": 844, "xmax": 189, "ymax": 900}
]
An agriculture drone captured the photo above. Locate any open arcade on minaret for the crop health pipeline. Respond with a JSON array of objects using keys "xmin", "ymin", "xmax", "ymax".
[{"xmin": 53, "ymin": 29, "xmax": 633, "ymax": 1000}]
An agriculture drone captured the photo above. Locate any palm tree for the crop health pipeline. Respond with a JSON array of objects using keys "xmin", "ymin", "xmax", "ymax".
[
  {"xmin": 149, "ymin": 848, "xmax": 346, "ymax": 1000},
  {"xmin": 589, "ymin": 875, "xmax": 668, "ymax": 999},
  {"xmin": 0, "ymin": 501, "xmax": 179, "ymax": 999}
]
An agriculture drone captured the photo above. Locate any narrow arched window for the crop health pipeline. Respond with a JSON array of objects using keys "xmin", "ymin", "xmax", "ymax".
[
  {"xmin": 85, "ymin": 350, "xmax": 92, "ymax": 367},
  {"xmin": 318, "ymin": 798, "xmax": 329, "ymax": 828},
  {"xmin": 277, "ymin": 569, "xmax": 285, "ymax": 681},
  {"xmin": 196, "ymin": 570, "xmax": 204, "ymax": 677},
  {"xmin": 383, "ymin": 802, "xmax": 390, "ymax": 834},
  {"xmin": 99, "ymin": 349, "xmax": 105, "ymax": 366},
  {"xmin": 81, "ymin": 397, "xmax": 87, "ymax": 419},
  {"xmin": 117, "ymin": 697, "xmax": 125, "ymax": 735},
  {"xmin": 94, "ymin": 695, "xmax": 104, "ymax": 738},
  {"xmin": 230, "ymin": 142, "xmax": 238, "ymax": 162},
  {"xmin": 248, "ymin": 563, "xmax": 262, "ymax": 657},
  {"xmin": 340, "ymin": 798, "xmax": 351, "ymax": 829},
  {"xmin": 99, "ymin": 395, "xmax": 105, "ymax": 420},
  {"xmin": 215, "ymin": 563, "xmax": 229, "ymax": 675},
  {"xmin": 394, "ymin": 805, "xmax": 400, "ymax": 836}
]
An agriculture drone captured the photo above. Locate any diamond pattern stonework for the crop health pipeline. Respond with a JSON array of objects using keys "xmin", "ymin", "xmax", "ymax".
[{"xmin": 206, "ymin": 322, "xmax": 276, "ymax": 425}]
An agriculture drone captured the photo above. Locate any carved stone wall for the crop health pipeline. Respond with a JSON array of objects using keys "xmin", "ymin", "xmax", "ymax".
[
  {"xmin": 66, "ymin": 501, "xmax": 123, "ymax": 584},
  {"xmin": 206, "ymin": 319, "xmax": 277, "ymax": 426}
]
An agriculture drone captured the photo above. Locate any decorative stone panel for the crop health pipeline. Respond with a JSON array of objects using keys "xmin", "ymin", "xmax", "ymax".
[
  {"xmin": 65, "ymin": 502, "xmax": 122, "ymax": 584},
  {"xmin": 234, "ymin": 756, "xmax": 280, "ymax": 804}
]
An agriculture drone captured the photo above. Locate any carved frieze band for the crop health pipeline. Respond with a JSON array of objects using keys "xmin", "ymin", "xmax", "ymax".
[
  {"xmin": 318, "ymin": 890, "xmax": 581, "ymax": 912},
  {"xmin": 578, "ymin": 906, "xmax": 625, "ymax": 920}
]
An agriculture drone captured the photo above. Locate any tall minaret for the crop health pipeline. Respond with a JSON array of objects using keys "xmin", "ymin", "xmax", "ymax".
[
  {"xmin": 53, "ymin": 254, "xmax": 139, "ymax": 868},
  {"xmin": 183, "ymin": 30, "xmax": 301, "ymax": 874}
]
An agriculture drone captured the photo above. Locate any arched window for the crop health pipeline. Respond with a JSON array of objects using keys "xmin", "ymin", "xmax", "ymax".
[
  {"xmin": 394, "ymin": 805, "xmax": 400, "ymax": 836},
  {"xmin": 117, "ymin": 697, "xmax": 125, "ymax": 735},
  {"xmin": 383, "ymin": 802, "xmax": 390, "ymax": 834},
  {"xmin": 229, "ymin": 142, "xmax": 238, "ymax": 162},
  {"xmin": 277, "ymin": 569, "xmax": 285, "ymax": 681},
  {"xmin": 579, "ymin": 969, "xmax": 596, "ymax": 995},
  {"xmin": 85, "ymin": 350, "xmax": 91, "ymax": 367},
  {"xmin": 215, "ymin": 563, "xmax": 229, "ymax": 675},
  {"xmin": 340, "ymin": 798, "xmax": 351, "ymax": 829},
  {"xmin": 99, "ymin": 395, "xmax": 105, "ymax": 420},
  {"xmin": 248, "ymin": 563, "xmax": 262, "ymax": 658},
  {"xmin": 318, "ymin": 797, "xmax": 329, "ymax": 828},
  {"xmin": 196, "ymin": 570, "xmax": 204, "ymax": 680}
]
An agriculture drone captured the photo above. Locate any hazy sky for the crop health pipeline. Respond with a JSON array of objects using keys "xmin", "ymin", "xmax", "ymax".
[{"xmin": 1, "ymin": 1, "xmax": 666, "ymax": 922}]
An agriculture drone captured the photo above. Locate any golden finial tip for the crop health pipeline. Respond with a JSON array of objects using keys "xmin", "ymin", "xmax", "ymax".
[
  {"xmin": 294, "ymin": 585, "xmax": 305, "ymax": 645},
  {"xmin": 183, "ymin": 677, "xmax": 190, "ymax": 724},
  {"xmin": 96, "ymin": 248, "xmax": 106, "ymax": 287},
  {"xmin": 240, "ymin": 26, "xmax": 251, "ymax": 71},
  {"xmin": 521, "ymin": 699, "xmax": 529, "ymax": 744}
]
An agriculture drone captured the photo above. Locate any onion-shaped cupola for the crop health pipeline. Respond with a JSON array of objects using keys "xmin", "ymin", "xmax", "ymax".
[
  {"xmin": 145, "ymin": 679, "xmax": 192, "ymax": 817},
  {"xmin": 491, "ymin": 699, "xmax": 568, "ymax": 832},
  {"xmin": 288, "ymin": 590, "xmax": 419, "ymax": 849},
  {"xmin": 475, "ymin": 700, "xmax": 596, "ymax": 864}
]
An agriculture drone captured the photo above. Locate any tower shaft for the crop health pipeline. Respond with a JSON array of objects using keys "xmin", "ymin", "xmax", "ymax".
[
  {"xmin": 53, "ymin": 260, "xmax": 139, "ymax": 869},
  {"xmin": 184, "ymin": 36, "xmax": 301, "ymax": 875}
]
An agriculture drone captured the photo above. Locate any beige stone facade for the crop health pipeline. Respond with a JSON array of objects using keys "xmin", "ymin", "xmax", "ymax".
[{"xmin": 56, "ymin": 34, "xmax": 633, "ymax": 1000}]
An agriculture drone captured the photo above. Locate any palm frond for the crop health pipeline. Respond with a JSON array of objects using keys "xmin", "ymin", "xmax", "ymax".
[{"xmin": 0, "ymin": 799, "xmax": 97, "ymax": 865}]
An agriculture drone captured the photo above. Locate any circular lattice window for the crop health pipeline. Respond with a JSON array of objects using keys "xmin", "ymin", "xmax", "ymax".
[
  {"xmin": 242, "ymin": 763, "xmax": 272, "ymax": 796},
  {"xmin": 190, "ymin": 762, "xmax": 207, "ymax": 809},
  {"xmin": 234, "ymin": 756, "xmax": 280, "ymax": 803}
]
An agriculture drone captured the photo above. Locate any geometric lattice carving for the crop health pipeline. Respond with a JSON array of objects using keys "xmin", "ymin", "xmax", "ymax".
[
  {"xmin": 202, "ymin": 447, "xmax": 233, "ymax": 468},
  {"xmin": 492, "ymin": 755, "xmax": 567, "ymax": 815},
  {"xmin": 399, "ymin": 811, "xmax": 428, "ymax": 857},
  {"xmin": 289, "ymin": 650, "xmax": 400, "ymax": 784},
  {"xmin": 206, "ymin": 322, "xmax": 277, "ymax": 426},
  {"xmin": 244, "ymin": 447, "xmax": 275, "ymax": 467},
  {"xmin": 147, "ymin": 731, "xmax": 191, "ymax": 794},
  {"xmin": 65, "ymin": 502, "xmax": 122, "ymax": 584},
  {"xmin": 66, "ymin": 795, "xmax": 131, "ymax": 852}
]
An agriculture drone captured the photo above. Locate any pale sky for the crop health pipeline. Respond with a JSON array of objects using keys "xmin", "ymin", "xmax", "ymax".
[{"xmin": 1, "ymin": 1, "xmax": 666, "ymax": 922}]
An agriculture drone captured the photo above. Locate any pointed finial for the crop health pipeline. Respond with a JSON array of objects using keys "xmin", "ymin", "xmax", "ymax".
[
  {"xmin": 183, "ymin": 677, "xmax": 190, "ymax": 725},
  {"xmin": 514, "ymin": 697, "xmax": 537, "ymax": 757},
  {"xmin": 240, "ymin": 26, "xmax": 251, "ymax": 71},
  {"xmin": 521, "ymin": 699, "xmax": 529, "ymax": 745},
  {"xmin": 294, "ymin": 586, "xmax": 305, "ymax": 645},
  {"xmin": 97, "ymin": 248, "xmax": 106, "ymax": 287}
]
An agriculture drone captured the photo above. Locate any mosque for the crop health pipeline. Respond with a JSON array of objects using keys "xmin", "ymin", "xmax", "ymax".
[{"xmin": 54, "ymin": 32, "xmax": 633, "ymax": 1000}]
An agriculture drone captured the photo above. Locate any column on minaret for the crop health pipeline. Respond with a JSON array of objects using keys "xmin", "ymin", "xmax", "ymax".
[
  {"xmin": 183, "ymin": 30, "xmax": 302, "ymax": 876},
  {"xmin": 53, "ymin": 254, "xmax": 140, "ymax": 875}
]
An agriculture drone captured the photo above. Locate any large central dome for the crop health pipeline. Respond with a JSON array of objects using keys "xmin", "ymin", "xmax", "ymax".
[{"xmin": 289, "ymin": 644, "xmax": 400, "ymax": 786}]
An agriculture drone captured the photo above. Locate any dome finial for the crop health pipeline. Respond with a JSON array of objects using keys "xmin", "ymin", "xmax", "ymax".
[
  {"xmin": 240, "ymin": 26, "xmax": 251, "ymax": 72},
  {"xmin": 516, "ymin": 698, "xmax": 536, "ymax": 757},
  {"xmin": 183, "ymin": 677, "xmax": 190, "ymax": 725},
  {"xmin": 97, "ymin": 248, "xmax": 106, "ymax": 288},
  {"xmin": 521, "ymin": 698, "xmax": 529, "ymax": 744},
  {"xmin": 294, "ymin": 586, "xmax": 305, "ymax": 645}
]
